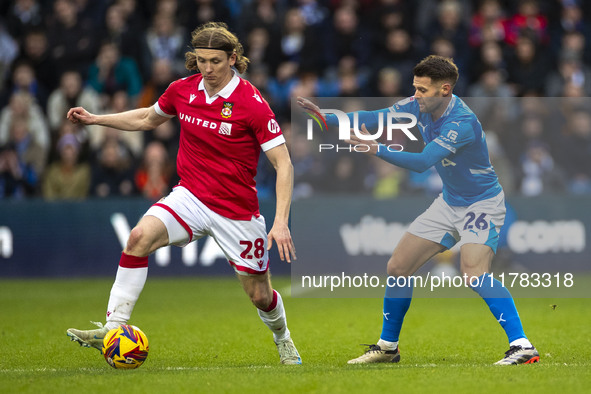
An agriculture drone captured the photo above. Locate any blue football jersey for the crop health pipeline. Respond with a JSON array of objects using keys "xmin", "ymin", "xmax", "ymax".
[{"xmin": 391, "ymin": 95, "xmax": 502, "ymax": 206}]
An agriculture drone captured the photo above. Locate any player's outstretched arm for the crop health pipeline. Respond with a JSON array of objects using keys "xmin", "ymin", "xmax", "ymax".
[
  {"xmin": 345, "ymin": 123, "xmax": 380, "ymax": 155},
  {"xmin": 265, "ymin": 143, "xmax": 296, "ymax": 263},
  {"xmin": 67, "ymin": 106, "xmax": 169, "ymax": 131},
  {"xmin": 347, "ymin": 124, "xmax": 449, "ymax": 173}
]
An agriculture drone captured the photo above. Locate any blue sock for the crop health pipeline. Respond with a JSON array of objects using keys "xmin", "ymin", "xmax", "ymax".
[
  {"xmin": 470, "ymin": 273, "xmax": 526, "ymax": 343},
  {"xmin": 380, "ymin": 278, "xmax": 413, "ymax": 342}
]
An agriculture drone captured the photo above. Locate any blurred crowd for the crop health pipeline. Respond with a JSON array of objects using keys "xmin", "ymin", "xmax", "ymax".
[{"xmin": 0, "ymin": 0, "xmax": 590, "ymax": 201}]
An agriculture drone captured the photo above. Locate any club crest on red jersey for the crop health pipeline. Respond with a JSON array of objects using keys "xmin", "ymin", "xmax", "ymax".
[{"xmin": 221, "ymin": 102, "xmax": 233, "ymax": 118}]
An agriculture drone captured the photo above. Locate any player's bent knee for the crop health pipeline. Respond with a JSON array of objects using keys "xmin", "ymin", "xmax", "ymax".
[
  {"xmin": 387, "ymin": 260, "xmax": 412, "ymax": 277},
  {"xmin": 251, "ymin": 292, "xmax": 273, "ymax": 310},
  {"xmin": 126, "ymin": 227, "xmax": 143, "ymax": 247},
  {"xmin": 460, "ymin": 261, "xmax": 489, "ymax": 280},
  {"xmin": 125, "ymin": 227, "xmax": 152, "ymax": 256}
]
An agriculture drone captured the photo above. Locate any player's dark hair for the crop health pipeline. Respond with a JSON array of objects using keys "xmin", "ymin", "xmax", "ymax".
[
  {"xmin": 413, "ymin": 55, "xmax": 459, "ymax": 87},
  {"xmin": 185, "ymin": 22, "xmax": 250, "ymax": 74}
]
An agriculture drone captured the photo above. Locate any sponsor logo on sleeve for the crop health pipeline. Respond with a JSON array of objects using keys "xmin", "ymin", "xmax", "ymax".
[
  {"xmin": 267, "ymin": 119, "xmax": 280, "ymax": 134},
  {"xmin": 446, "ymin": 130, "xmax": 458, "ymax": 142}
]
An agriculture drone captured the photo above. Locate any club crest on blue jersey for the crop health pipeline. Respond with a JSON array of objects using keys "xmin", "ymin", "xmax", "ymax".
[{"xmin": 221, "ymin": 102, "xmax": 233, "ymax": 118}]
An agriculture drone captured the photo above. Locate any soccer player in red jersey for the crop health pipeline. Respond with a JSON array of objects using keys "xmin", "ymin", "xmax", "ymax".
[{"xmin": 66, "ymin": 22, "xmax": 301, "ymax": 364}]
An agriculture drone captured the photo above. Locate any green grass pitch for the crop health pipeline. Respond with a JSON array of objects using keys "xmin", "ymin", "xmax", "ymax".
[{"xmin": 1, "ymin": 277, "xmax": 589, "ymax": 393}]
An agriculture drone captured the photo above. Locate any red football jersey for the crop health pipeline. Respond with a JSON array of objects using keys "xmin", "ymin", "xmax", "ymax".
[{"xmin": 154, "ymin": 72, "xmax": 285, "ymax": 220}]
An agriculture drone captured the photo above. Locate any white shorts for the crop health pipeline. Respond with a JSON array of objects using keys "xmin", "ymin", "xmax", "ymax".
[
  {"xmin": 407, "ymin": 191, "xmax": 506, "ymax": 253},
  {"xmin": 144, "ymin": 186, "xmax": 269, "ymax": 275}
]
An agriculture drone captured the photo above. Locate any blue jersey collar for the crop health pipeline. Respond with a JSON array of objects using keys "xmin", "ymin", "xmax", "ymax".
[{"xmin": 440, "ymin": 95, "xmax": 457, "ymax": 119}]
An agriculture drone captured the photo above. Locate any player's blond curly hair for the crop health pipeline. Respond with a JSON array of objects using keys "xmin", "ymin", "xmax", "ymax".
[{"xmin": 185, "ymin": 22, "xmax": 250, "ymax": 74}]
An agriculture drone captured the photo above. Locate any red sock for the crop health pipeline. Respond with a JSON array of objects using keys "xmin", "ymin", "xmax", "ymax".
[{"xmin": 119, "ymin": 252, "xmax": 148, "ymax": 268}]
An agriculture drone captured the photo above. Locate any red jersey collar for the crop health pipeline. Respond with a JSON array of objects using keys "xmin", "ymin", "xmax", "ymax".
[{"xmin": 198, "ymin": 71, "xmax": 240, "ymax": 104}]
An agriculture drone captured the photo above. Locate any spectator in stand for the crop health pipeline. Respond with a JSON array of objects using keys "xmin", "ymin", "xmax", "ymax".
[
  {"xmin": 373, "ymin": 28, "xmax": 418, "ymax": 96},
  {"xmin": 323, "ymin": 6, "xmax": 371, "ymax": 69},
  {"xmin": 114, "ymin": 0, "xmax": 148, "ymax": 31},
  {"xmin": 467, "ymin": 67, "xmax": 516, "ymax": 134},
  {"xmin": 0, "ymin": 21, "xmax": 18, "ymax": 98},
  {"xmin": 545, "ymin": 51, "xmax": 591, "ymax": 97},
  {"xmin": 559, "ymin": 30, "xmax": 590, "ymax": 66},
  {"xmin": 470, "ymin": 40, "xmax": 508, "ymax": 83},
  {"xmin": 237, "ymin": 0, "xmax": 281, "ymax": 39},
  {"xmin": 88, "ymin": 92, "xmax": 143, "ymax": 161},
  {"xmin": 46, "ymin": 70, "xmax": 99, "ymax": 133},
  {"xmin": 334, "ymin": 56, "xmax": 364, "ymax": 97},
  {"xmin": 0, "ymin": 116, "xmax": 46, "ymax": 198},
  {"xmin": 373, "ymin": 67, "xmax": 403, "ymax": 98},
  {"xmin": 267, "ymin": 61, "xmax": 299, "ymax": 116},
  {"xmin": 557, "ymin": 109, "xmax": 591, "ymax": 194},
  {"xmin": 46, "ymin": 0, "xmax": 99, "ymax": 78},
  {"xmin": 0, "ymin": 91, "xmax": 49, "ymax": 152},
  {"xmin": 296, "ymin": 0, "xmax": 329, "ymax": 28},
  {"xmin": 550, "ymin": 0, "xmax": 591, "ymax": 62},
  {"xmin": 246, "ymin": 64, "xmax": 271, "ymax": 102},
  {"xmin": 368, "ymin": 2, "xmax": 410, "ymax": 38},
  {"xmin": 507, "ymin": 115, "xmax": 547, "ymax": 165},
  {"xmin": 507, "ymin": 34, "xmax": 549, "ymax": 95},
  {"xmin": 48, "ymin": 119, "xmax": 91, "ymax": 166},
  {"xmin": 486, "ymin": 130, "xmax": 516, "ymax": 195},
  {"xmin": 337, "ymin": 69, "xmax": 361, "ymax": 97},
  {"xmin": 320, "ymin": 155, "xmax": 368, "ymax": 194},
  {"xmin": 150, "ymin": 0, "xmax": 179, "ymax": 21},
  {"xmin": 103, "ymin": 3, "xmax": 146, "ymax": 79},
  {"xmin": 5, "ymin": 60, "xmax": 49, "ymax": 109},
  {"xmin": 244, "ymin": 27, "xmax": 279, "ymax": 74},
  {"xmin": 430, "ymin": 36, "xmax": 456, "ymax": 60},
  {"xmin": 75, "ymin": 0, "xmax": 108, "ymax": 30},
  {"xmin": 87, "ymin": 42, "xmax": 143, "ymax": 104},
  {"xmin": 5, "ymin": 0, "xmax": 43, "ymax": 40},
  {"xmin": 185, "ymin": 0, "xmax": 233, "ymax": 30},
  {"xmin": 424, "ymin": 0, "xmax": 470, "ymax": 71},
  {"xmin": 469, "ymin": 0, "xmax": 509, "ymax": 47},
  {"xmin": 290, "ymin": 130, "xmax": 324, "ymax": 200},
  {"xmin": 414, "ymin": 0, "xmax": 472, "ymax": 39},
  {"xmin": 144, "ymin": 14, "xmax": 187, "ymax": 77},
  {"xmin": 91, "ymin": 137, "xmax": 136, "ymax": 198},
  {"xmin": 519, "ymin": 141, "xmax": 565, "ymax": 196},
  {"xmin": 42, "ymin": 133, "xmax": 90, "ymax": 200},
  {"xmin": 278, "ymin": 8, "xmax": 322, "ymax": 72},
  {"xmin": 245, "ymin": 27, "xmax": 269, "ymax": 69},
  {"xmin": 290, "ymin": 69, "xmax": 339, "ymax": 100},
  {"xmin": 110, "ymin": 91, "xmax": 143, "ymax": 158},
  {"xmin": 505, "ymin": 0, "xmax": 548, "ymax": 46},
  {"xmin": 371, "ymin": 159, "xmax": 405, "ymax": 199},
  {"xmin": 468, "ymin": 66, "xmax": 514, "ymax": 97},
  {"xmin": 13, "ymin": 29, "xmax": 58, "ymax": 93},
  {"xmin": 143, "ymin": 118, "xmax": 179, "ymax": 163},
  {"xmin": 366, "ymin": 3, "xmax": 410, "ymax": 71},
  {"xmin": 134, "ymin": 140, "xmax": 173, "ymax": 200},
  {"xmin": 561, "ymin": 81, "xmax": 585, "ymax": 97},
  {"xmin": 137, "ymin": 58, "xmax": 177, "ymax": 109}
]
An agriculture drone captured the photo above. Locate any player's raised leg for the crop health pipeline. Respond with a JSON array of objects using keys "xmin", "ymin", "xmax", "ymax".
[
  {"xmin": 67, "ymin": 215, "xmax": 169, "ymax": 350},
  {"xmin": 239, "ymin": 272, "xmax": 301, "ymax": 365},
  {"xmin": 461, "ymin": 243, "xmax": 539, "ymax": 365},
  {"xmin": 348, "ymin": 233, "xmax": 444, "ymax": 364}
]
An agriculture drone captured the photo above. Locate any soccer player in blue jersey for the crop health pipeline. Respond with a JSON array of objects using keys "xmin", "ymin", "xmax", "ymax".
[{"xmin": 298, "ymin": 55, "xmax": 539, "ymax": 365}]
